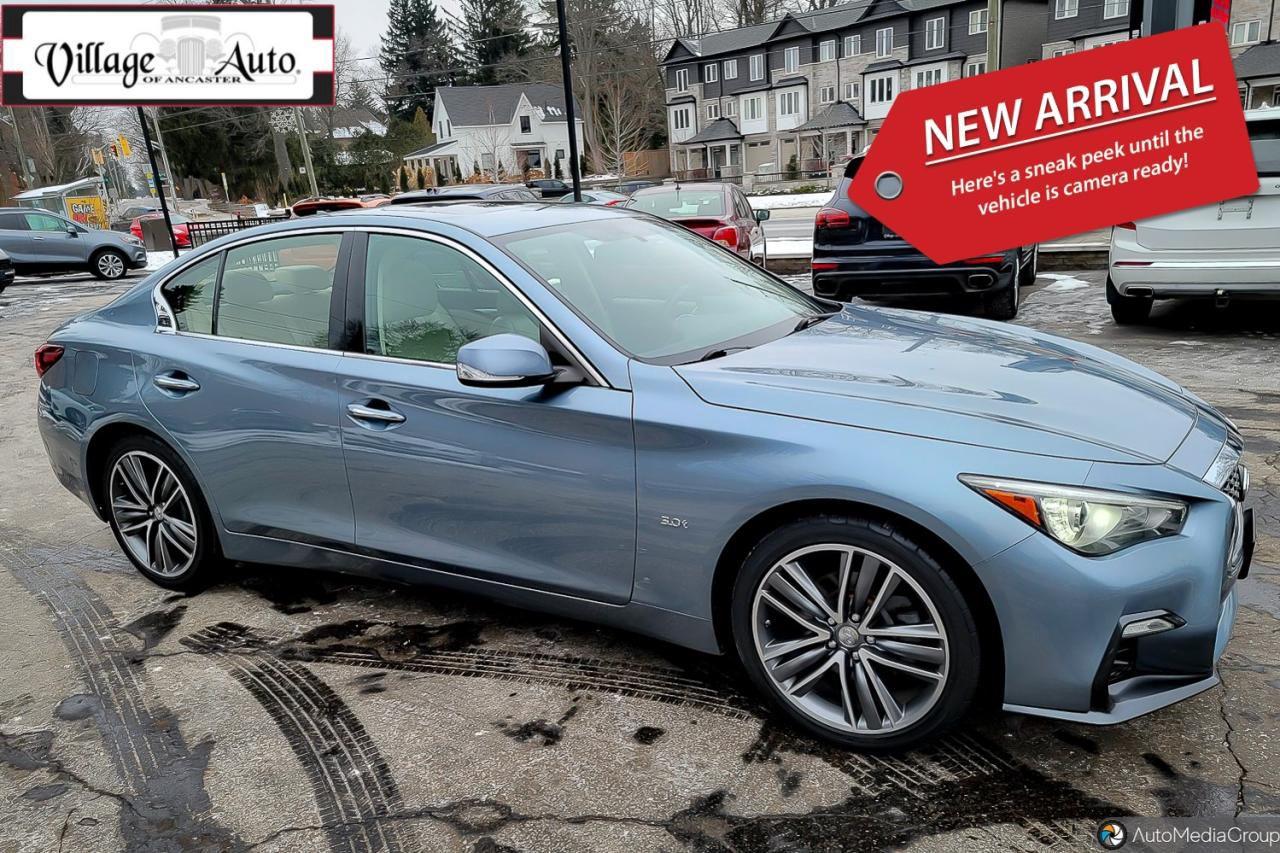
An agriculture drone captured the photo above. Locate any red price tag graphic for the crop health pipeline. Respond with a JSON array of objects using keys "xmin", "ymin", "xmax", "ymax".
[{"xmin": 850, "ymin": 24, "xmax": 1258, "ymax": 264}]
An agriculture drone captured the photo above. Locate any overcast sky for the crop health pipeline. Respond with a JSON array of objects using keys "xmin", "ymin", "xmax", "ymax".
[{"xmin": 336, "ymin": 0, "xmax": 464, "ymax": 59}]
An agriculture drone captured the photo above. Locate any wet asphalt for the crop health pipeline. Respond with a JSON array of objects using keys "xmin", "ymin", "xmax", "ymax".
[{"xmin": 0, "ymin": 269, "xmax": 1277, "ymax": 852}]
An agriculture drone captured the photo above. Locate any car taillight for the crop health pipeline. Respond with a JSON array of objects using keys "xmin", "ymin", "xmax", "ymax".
[
  {"xmin": 605, "ymin": 199, "xmax": 623, "ymax": 206},
  {"xmin": 815, "ymin": 208, "xmax": 851, "ymax": 229},
  {"xmin": 812, "ymin": 262, "xmax": 838, "ymax": 271},
  {"xmin": 960, "ymin": 254, "xmax": 1006, "ymax": 265},
  {"xmin": 1114, "ymin": 221, "xmax": 1137, "ymax": 230},
  {"xmin": 712, "ymin": 226, "xmax": 739, "ymax": 250},
  {"xmin": 35, "ymin": 344, "xmax": 64, "ymax": 378}
]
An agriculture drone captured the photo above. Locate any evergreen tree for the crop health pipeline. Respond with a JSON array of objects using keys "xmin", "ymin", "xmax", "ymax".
[
  {"xmin": 460, "ymin": 0, "xmax": 532, "ymax": 85},
  {"xmin": 380, "ymin": 0, "xmax": 460, "ymax": 121}
]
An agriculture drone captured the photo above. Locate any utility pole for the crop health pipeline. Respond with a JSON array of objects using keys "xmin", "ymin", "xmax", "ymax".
[
  {"xmin": 985, "ymin": 0, "xmax": 1003, "ymax": 71},
  {"xmin": 136, "ymin": 108, "xmax": 179, "ymax": 256},
  {"xmin": 554, "ymin": 0, "xmax": 583, "ymax": 201},
  {"xmin": 294, "ymin": 108, "xmax": 319, "ymax": 198},
  {"xmin": 148, "ymin": 108, "xmax": 181, "ymax": 212}
]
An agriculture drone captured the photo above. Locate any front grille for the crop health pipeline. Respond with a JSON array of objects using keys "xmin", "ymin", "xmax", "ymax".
[{"xmin": 1222, "ymin": 465, "xmax": 1247, "ymax": 503}]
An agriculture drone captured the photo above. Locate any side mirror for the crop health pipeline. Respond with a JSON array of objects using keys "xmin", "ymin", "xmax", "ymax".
[
  {"xmin": 66, "ymin": 226, "xmax": 79, "ymax": 236},
  {"xmin": 456, "ymin": 334, "xmax": 557, "ymax": 388},
  {"xmin": 754, "ymin": 209, "xmax": 771, "ymax": 222}
]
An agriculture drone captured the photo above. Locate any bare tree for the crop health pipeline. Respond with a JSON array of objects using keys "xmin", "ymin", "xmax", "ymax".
[{"xmin": 472, "ymin": 101, "xmax": 508, "ymax": 182}]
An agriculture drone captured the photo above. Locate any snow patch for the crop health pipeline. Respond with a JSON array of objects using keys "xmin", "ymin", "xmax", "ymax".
[
  {"xmin": 1039, "ymin": 273, "xmax": 1090, "ymax": 292},
  {"xmin": 754, "ymin": 238, "xmax": 813, "ymax": 258},
  {"xmin": 747, "ymin": 192, "xmax": 831, "ymax": 210}
]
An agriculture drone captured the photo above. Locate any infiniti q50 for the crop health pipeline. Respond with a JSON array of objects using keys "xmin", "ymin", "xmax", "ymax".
[{"xmin": 36, "ymin": 204, "xmax": 1250, "ymax": 749}]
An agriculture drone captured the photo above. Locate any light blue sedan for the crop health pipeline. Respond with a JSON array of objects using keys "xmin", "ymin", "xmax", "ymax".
[{"xmin": 35, "ymin": 203, "xmax": 1250, "ymax": 749}]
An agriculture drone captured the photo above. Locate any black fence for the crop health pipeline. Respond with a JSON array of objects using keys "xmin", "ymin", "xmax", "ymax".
[{"xmin": 187, "ymin": 217, "xmax": 287, "ymax": 248}]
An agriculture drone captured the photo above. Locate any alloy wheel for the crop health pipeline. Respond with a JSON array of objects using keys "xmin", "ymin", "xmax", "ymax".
[
  {"xmin": 98, "ymin": 252, "xmax": 125, "ymax": 279},
  {"xmin": 109, "ymin": 451, "xmax": 198, "ymax": 577},
  {"xmin": 751, "ymin": 544, "xmax": 950, "ymax": 735}
]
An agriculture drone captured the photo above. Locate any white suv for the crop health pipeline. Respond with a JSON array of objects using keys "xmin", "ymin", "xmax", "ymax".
[{"xmin": 1107, "ymin": 109, "xmax": 1280, "ymax": 324}]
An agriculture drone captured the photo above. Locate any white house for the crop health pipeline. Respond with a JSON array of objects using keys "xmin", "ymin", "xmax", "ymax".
[{"xmin": 403, "ymin": 83, "xmax": 585, "ymax": 183}]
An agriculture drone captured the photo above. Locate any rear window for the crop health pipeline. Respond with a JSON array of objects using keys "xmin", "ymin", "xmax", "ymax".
[
  {"xmin": 1249, "ymin": 119, "xmax": 1280, "ymax": 177},
  {"xmin": 629, "ymin": 188, "xmax": 725, "ymax": 218}
]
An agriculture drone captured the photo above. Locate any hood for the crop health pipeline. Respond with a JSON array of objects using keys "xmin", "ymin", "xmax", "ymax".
[{"xmin": 674, "ymin": 306, "xmax": 1199, "ymax": 464}]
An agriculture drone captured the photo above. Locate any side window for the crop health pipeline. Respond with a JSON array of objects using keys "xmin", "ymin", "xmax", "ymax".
[
  {"xmin": 363, "ymin": 233, "xmax": 540, "ymax": 365},
  {"xmin": 161, "ymin": 255, "xmax": 220, "ymax": 334},
  {"xmin": 25, "ymin": 213, "xmax": 66, "ymax": 232},
  {"xmin": 0, "ymin": 212, "xmax": 27, "ymax": 230},
  {"xmin": 217, "ymin": 233, "xmax": 341, "ymax": 347}
]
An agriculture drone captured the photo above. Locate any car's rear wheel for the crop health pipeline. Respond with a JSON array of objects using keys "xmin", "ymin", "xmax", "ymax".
[
  {"xmin": 730, "ymin": 515, "xmax": 980, "ymax": 751},
  {"xmin": 1018, "ymin": 246, "xmax": 1038, "ymax": 288},
  {"xmin": 1106, "ymin": 276, "xmax": 1152, "ymax": 325},
  {"xmin": 983, "ymin": 276, "xmax": 1019, "ymax": 320},
  {"xmin": 103, "ymin": 435, "xmax": 217, "ymax": 590},
  {"xmin": 91, "ymin": 249, "xmax": 128, "ymax": 281}
]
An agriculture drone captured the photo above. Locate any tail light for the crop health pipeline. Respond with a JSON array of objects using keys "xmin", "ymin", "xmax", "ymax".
[
  {"xmin": 712, "ymin": 226, "xmax": 739, "ymax": 250},
  {"xmin": 960, "ymin": 254, "xmax": 1006, "ymax": 265},
  {"xmin": 812, "ymin": 262, "xmax": 838, "ymax": 271},
  {"xmin": 815, "ymin": 207, "xmax": 851, "ymax": 229},
  {"xmin": 1114, "ymin": 221, "xmax": 1137, "ymax": 230},
  {"xmin": 35, "ymin": 344, "xmax": 64, "ymax": 378},
  {"xmin": 605, "ymin": 199, "xmax": 623, "ymax": 206}
]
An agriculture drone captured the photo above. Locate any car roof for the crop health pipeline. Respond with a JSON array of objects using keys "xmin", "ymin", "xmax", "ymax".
[
  {"xmin": 327, "ymin": 201, "xmax": 644, "ymax": 237},
  {"xmin": 630, "ymin": 182, "xmax": 728, "ymax": 194}
]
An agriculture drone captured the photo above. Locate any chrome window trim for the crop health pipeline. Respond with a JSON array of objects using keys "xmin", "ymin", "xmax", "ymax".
[{"xmin": 150, "ymin": 224, "xmax": 611, "ymax": 388}]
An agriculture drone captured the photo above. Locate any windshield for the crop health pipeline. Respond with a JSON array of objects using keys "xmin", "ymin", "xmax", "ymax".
[
  {"xmin": 1249, "ymin": 119, "xmax": 1280, "ymax": 177},
  {"xmin": 497, "ymin": 216, "xmax": 825, "ymax": 363},
  {"xmin": 629, "ymin": 187, "xmax": 726, "ymax": 218}
]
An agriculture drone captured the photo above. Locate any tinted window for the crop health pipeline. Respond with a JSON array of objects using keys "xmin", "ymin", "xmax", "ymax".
[
  {"xmin": 498, "ymin": 217, "xmax": 819, "ymax": 363},
  {"xmin": 216, "ymin": 233, "xmax": 340, "ymax": 347},
  {"xmin": 0, "ymin": 212, "xmax": 27, "ymax": 230},
  {"xmin": 162, "ymin": 255, "xmax": 220, "ymax": 334},
  {"xmin": 363, "ymin": 234, "xmax": 539, "ymax": 364},
  {"xmin": 1249, "ymin": 119, "xmax": 1280, "ymax": 176},
  {"xmin": 629, "ymin": 188, "xmax": 725, "ymax": 217},
  {"xmin": 25, "ymin": 213, "xmax": 66, "ymax": 232}
]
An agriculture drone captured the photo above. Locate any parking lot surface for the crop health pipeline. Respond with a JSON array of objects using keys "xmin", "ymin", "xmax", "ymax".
[{"xmin": 1, "ymin": 270, "xmax": 1278, "ymax": 852}]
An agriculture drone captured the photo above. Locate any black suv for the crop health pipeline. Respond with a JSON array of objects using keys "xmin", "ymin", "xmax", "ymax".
[{"xmin": 811, "ymin": 157, "xmax": 1036, "ymax": 320}]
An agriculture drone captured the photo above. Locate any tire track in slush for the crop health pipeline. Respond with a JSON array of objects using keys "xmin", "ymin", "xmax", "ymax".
[
  {"xmin": 183, "ymin": 621, "xmax": 1123, "ymax": 848},
  {"xmin": 180, "ymin": 627, "xmax": 409, "ymax": 853},
  {"xmin": 0, "ymin": 532, "xmax": 245, "ymax": 851}
]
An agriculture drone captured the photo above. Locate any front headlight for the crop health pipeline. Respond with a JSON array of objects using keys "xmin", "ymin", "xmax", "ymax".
[
  {"xmin": 960, "ymin": 475, "xmax": 1187, "ymax": 556},
  {"xmin": 124, "ymin": 235, "xmax": 144, "ymax": 247}
]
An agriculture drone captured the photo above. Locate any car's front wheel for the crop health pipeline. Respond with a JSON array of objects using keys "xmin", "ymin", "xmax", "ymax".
[
  {"xmin": 103, "ymin": 435, "xmax": 218, "ymax": 590},
  {"xmin": 731, "ymin": 515, "xmax": 981, "ymax": 750},
  {"xmin": 1106, "ymin": 276, "xmax": 1152, "ymax": 325},
  {"xmin": 91, "ymin": 248, "xmax": 129, "ymax": 281}
]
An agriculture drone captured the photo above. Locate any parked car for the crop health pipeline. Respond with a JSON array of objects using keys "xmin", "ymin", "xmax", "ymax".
[
  {"xmin": 131, "ymin": 212, "xmax": 191, "ymax": 248},
  {"xmin": 626, "ymin": 183, "xmax": 769, "ymax": 261},
  {"xmin": 0, "ymin": 208, "xmax": 146, "ymax": 280},
  {"xmin": 557, "ymin": 189, "xmax": 629, "ymax": 206},
  {"xmin": 811, "ymin": 157, "xmax": 1037, "ymax": 320},
  {"xmin": 618, "ymin": 180, "xmax": 657, "ymax": 195},
  {"xmin": 1107, "ymin": 109, "xmax": 1280, "ymax": 324},
  {"xmin": 292, "ymin": 197, "xmax": 390, "ymax": 217},
  {"xmin": 0, "ymin": 248, "xmax": 12, "ymax": 293},
  {"xmin": 526, "ymin": 178, "xmax": 571, "ymax": 199},
  {"xmin": 110, "ymin": 204, "xmax": 157, "ymax": 232},
  {"xmin": 390, "ymin": 184, "xmax": 540, "ymax": 204},
  {"xmin": 36, "ymin": 203, "xmax": 1249, "ymax": 750}
]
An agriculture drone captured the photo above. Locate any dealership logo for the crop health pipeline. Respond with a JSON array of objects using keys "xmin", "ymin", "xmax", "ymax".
[
  {"xmin": 1, "ymin": 5, "xmax": 335, "ymax": 106},
  {"xmin": 1097, "ymin": 820, "xmax": 1128, "ymax": 849}
]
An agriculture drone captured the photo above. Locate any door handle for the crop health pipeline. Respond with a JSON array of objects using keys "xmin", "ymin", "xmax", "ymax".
[
  {"xmin": 153, "ymin": 373, "xmax": 200, "ymax": 393},
  {"xmin": 32, "ymin": 235, "xmax": 45, "ymax": 241},
  {"xmin": 346, "ymin": 402, "xmax": 405, "ymax": 424}
]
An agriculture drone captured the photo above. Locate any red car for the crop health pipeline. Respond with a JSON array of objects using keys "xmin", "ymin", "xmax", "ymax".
[
  {"xmin": 626, "ymin": 182, "xmax": 769, "ymax": 260},
  {"xmin": 130, "ymin": 212, "xmax": 190, "ymax": 247}
]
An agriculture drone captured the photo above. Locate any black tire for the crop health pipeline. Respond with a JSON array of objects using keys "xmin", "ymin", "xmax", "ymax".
[
  {"xmin": 102, "ymin": 434, "xmax": 219, "ymax": 591},
  {"xmin": 730, "ymin": 514, "xmax": 981, "ymax": 751},
  {"xmin": 1106, "ymin": 276, "xmax": 1152, "ymax": 325},
  {"xmin": 983, "ymin": 276, "xmax": 1019, "ymax": 320},
  {"xmin": 90, "ymin": 248, "xmax": 129, "ymax": 281},
  {"xmin": 1018, "ymin": 246, "xmax": 1038, "ymax": 288}
]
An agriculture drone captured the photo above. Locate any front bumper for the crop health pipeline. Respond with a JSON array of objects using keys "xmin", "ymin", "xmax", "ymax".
[
  {"xmin": 127, "ymin": 246, "xmax": 148, "ymax": 269},
  {"xmin": 977, "ymin": 461, "xmax": 1249, "ymax": 724},
  {"xmin": 812, "ymin": 253, "xmax": 1016, "ymax": 301},
  {"xmin": 1110, "ymin": 228, "xmax": 1280, "ymax": 297}
]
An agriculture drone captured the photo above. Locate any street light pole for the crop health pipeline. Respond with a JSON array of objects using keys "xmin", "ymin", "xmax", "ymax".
[
  {"xmin": 294, "ymin": 108, "xmax": 320, "ymax": 198},
  {"xmin": 136, "ymin": 107, "xmax": 179, "ymax": 256},
  {"xmin": 554, "ymin": 0, "xmax": 583, "ymax": 201}
]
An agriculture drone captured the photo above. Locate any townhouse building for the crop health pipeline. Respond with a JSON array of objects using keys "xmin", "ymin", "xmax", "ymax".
[{"xmin": 663, "ymin": 0, "xmax": 1280, "ymax": 181}]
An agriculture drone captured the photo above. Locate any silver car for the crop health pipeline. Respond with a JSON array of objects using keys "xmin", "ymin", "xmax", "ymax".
[{"xmin": 0, "ymin": 208, "xmax": 147, "ymax": 280}]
